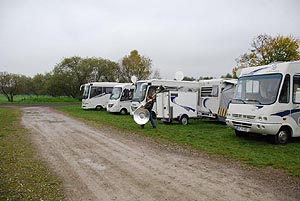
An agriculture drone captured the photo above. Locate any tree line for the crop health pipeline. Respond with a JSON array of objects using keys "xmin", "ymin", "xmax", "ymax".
[
  {"xmin": 1, "ymin": 35, "xmax": 300, "ymax": 102},
  {"xmin": 0, "ymin": 50, "xmax": 157, "ymax": 101}
]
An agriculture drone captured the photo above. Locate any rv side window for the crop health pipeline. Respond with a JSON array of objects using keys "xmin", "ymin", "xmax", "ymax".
[
  {"xmin": 90, "ymin": 87, "xmax": 103, "ymax": 98},
  {"xmin": 104, "ymin": 87, "xmax": 113, "ymax": 94},
  {"xmin": 279, "ymin": 75, "xmax": 290, "ymax": 103},
  {"xmin": 120, "ymin": 89, "xmax": 131, "ymax": 101},
  {"xmin": 293, "ymin": 75, "xmax": 300, "ymax": 103}
]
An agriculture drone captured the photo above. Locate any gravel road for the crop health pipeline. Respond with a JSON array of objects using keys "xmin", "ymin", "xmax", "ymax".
[{"xmin": 21, "ymin": 107, "xmax": 300, "ymax": 201}]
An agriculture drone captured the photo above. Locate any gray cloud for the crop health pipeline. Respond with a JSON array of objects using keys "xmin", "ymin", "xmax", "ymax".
[{"xmin": 0, "ymin": 0, "xmax": 299, "ymax": 79}]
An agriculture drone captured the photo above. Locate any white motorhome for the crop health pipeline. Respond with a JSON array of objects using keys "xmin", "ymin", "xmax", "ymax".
[
  {"xmin": 198, "ymin": 79, "xmax": 237, "ymax": 122},
  {"xmin": 130, "ymin": 79, "xmax": 199, "ymax": 117},
  {"xmin": 107, "ymin": 83, "xmax": 134, "ymax": 114},
  {"xmin": 81, "ymin": 82, "xmax": 119, "ymax": 110},
  {"xmin": 156, "ymin": 87, "xmax": 199, "ymax": 125},
  {"xmin": 226, "ymin": 61, "xmax": 300, "ymax": 144}
]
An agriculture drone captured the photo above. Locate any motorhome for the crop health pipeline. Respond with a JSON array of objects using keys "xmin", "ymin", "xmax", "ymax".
[
  {"xmin": 156, "ymin": 87, "xmax": 199, "ymax": 125},
  {"xmin": 107, "ymin": 83, "xmax": 134, "ymax": 114},
  {"xmin": 226, "ymin": 61, "xmax": 300, "ymax": 144},
  {"xmin": 198, "ymin": 79, "xmax": 237, "ymax": 122},
  {"xmin": 81, "ymin": 82, "xmax": 119, "ymax": 110},
  {"xmin": 155, "ymin": 79, "xmax": 236, "ymax": 125},
  {"xmin": 130, "ymin": 79, "xmax": 199, "ymax": 118}
]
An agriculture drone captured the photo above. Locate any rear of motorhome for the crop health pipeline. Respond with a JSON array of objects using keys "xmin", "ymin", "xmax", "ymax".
[
  {"xmin": 226, "ymin": 61, "xmax": 300, "ymax": 144},
  {"xmin": 156, "ymin": 87, "xmax": 199, "ymax": 125},
  {"xmin": 107, "ymin": 83, "xmax": 134, "ymax": 114},
  {"xmin": 81, "ymin": 82, "xmax": 119, "ymax": 110},
  {"xmin": 198, "ymin": 79, "xmax": 237, "ymax": 122}
]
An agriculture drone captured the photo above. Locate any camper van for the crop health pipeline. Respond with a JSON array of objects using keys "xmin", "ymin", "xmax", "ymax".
[
  {"xmin": 107, "ymin": 83, "xmax": 134, "ymax": 114},
  {"xmin": 156, "ymin": 87, "xmax": 199, "ymax": 125},
  {"xmin": 81, "ymin": 82, "xmax": 119, "ymax": 110},
  {"xmin": 198, "ymin": 79, "xmax": 237, "ymax": 122},
  {"xmin": 130, "ymin": 79, "xmax": 199, "ymax": 117},
  {"xmin": 226, "ymin": 61, "xmax": 300, "ymax": 144}
]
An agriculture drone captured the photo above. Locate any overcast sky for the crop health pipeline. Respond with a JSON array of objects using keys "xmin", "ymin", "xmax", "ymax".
[{"xmin": 0, "ymin": 0, "xmax": 299, "ymax": 79}]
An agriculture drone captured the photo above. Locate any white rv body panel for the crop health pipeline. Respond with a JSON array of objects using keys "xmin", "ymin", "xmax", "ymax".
[
  {"xmin": 107, "ymin": 83, "xmax": 134, "ymax": 114},
  {"xmin": 156, "ymin": 89, "xmax": 198, "ymax": 123},
  {"xmin": 81, "ymin": 82, "xmax": 119, "ymax": 110},
  {"xmin": 198, "ymin": 79, "xmax": 237, "ymax": 121},
  {"xmin": 226, "ymin": 61, "xmax": 300, "ymax": 140},
  {"xmin": 130, "ymin": 79, "xmax": 199, "ymax": 115}
]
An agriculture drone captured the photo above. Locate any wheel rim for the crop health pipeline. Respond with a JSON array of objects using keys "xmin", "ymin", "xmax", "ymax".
[
  {"xmin": 181, "ymin": 117, "xmax": 188, "ymax": 125},
  {"xmin": 278, "ymin": 130, "xmax": 288, "ymax": 144}
]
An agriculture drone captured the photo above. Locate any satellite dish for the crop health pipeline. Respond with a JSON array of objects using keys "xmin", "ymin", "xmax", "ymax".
[
  {"xmin": 131, "ymin": 75, "xmax": 137, "ymax": 83},
  {"xmin": 175, "ymin": 71, "xmax": 184, "ymax": 81}
]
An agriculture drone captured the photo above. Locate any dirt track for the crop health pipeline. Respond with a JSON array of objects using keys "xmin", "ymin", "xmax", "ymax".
[{"xmin": 21, "ymin": 107, "xmax": 299, "ymax": 201}]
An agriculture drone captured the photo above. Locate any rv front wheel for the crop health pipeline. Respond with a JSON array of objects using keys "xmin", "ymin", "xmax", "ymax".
[
  {"xmin": 95, "ymin": 105, "xmax": 103, "ymax": 110},
  {"xmin": 120, "ymin": 108, "xmax": 127, "ymax": 115},
  {"xmin": 272, "ymin": 129, "xmax": 289, "ymax": 144},
  {"xmin": 179, "ymin": 115, "xmax": 189, "ymax": 125}
]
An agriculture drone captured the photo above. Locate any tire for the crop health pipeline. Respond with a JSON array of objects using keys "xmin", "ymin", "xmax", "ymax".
[
  {"xmin": 120, "ymin": 108, "xmax": 127, "ymax": 115},
  {"xmin": 272, "ymin": 129, "xmax": 290, "ymax": 144},
  {"xmin": 179, "ymin": 115, "xmax": 189, "ymax": 125},
  {"xmin": 95, "ymin": 105, "xmax": 103, "ymax": 110}
]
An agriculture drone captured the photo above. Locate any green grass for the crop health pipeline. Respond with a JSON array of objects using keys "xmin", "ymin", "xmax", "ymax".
[
  {"xmin": 0, "ymin": 108, "xmax": 65, "ymax": 200},
  {"xmin": 57, "ymin": 105, "xmax": 300, "ymax": 176},
  {"xmin": 0, "ymin": 94, "xmax": 80, "ymax": 104}
]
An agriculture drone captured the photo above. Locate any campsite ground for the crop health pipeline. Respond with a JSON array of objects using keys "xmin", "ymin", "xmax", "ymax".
[{"xmin": 20, "ymin": 106, "xmax": 300, "ymax": 201}]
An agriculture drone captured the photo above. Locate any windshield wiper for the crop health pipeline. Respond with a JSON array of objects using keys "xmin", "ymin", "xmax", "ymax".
[
  {"xmin": 233, "ymin": 99, "xmax": 246, "ymax": 104},
  {"xmin": 245, "ymin": 99, "xmax": 262, "ymax": 104}
]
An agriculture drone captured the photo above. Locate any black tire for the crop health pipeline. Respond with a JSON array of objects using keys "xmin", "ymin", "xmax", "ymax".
[
  {"xmin": 120, "ymin": 108, "xmax": 127, "ymax": 115},
  {"xmin": 95, "ymin": 105, "xmax": 103, "ymax": 110},
  {"xmin": 272, "ymin": 129, "xmax": 290, "ymax": 144},
  {"xmin": 179, "ymin": 115, "xmax": 189, "ymax": 125}
]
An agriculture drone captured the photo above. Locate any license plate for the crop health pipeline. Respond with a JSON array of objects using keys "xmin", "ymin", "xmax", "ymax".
[{"xmin": 235, "ymin": 126, "xmax": 249, "ymax": 132}]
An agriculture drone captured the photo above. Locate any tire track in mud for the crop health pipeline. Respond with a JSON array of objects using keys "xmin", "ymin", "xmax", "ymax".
[{"xmin": 21, "ymin": 107, "xmax": 299, "ymax": 201}]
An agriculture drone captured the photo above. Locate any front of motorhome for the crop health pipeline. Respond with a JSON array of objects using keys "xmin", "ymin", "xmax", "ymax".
[
  {"xmin": 107, "ymin": 83, "xmax": 134, "ymax": 114},
  {"xmin": 226, "ymin": 61, "xmax": 300, "ymax": 144},
  {"xmin": 81, "ymin": 82, "xmax": 119, "ymax": 110}
]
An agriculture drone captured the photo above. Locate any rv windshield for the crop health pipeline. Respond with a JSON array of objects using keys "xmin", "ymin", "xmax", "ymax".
[
  {"xmin": 82, "ymin": 85, "xmax": 90, "ymax": 99},
  {"xmin": 110, "ymin": 87, "xmax": 122, "ymax": 100},
  {"xmin": 233, "ymin": 74, "xmax": 282, "ymax": 105},
  {"xmin": 132, "ymin": 82, "xmax": 148, "ymax": 102}
]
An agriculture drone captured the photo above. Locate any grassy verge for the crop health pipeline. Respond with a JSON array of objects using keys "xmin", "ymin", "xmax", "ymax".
[
  {"xmin": 0, "ymin": 108, "xmax": 65, "ymax": 200},
  {"xmin": 0, "ymin": 94, "xmax": 80, "ymax": 104},
  {"xmin": 57, "ymin": 105, "xmax": 300, "ymax": 176}
]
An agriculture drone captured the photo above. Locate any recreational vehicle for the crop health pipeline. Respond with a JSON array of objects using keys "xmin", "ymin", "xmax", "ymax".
[
  {"xmin": 226, "ymin": 61, "xmax": 300, "ymax": 144},
  {"xmin": 130, "ymin": 79, "xmax": 199, "ymax": 118},
  {"xmin": 107, "ymin": 83, "xmax": 134, "ymax": 114},
  {"xmin": 156, "ymin": 87, "xmax": 199, "ymax": 125},
  {"xmin": 155, "ymin": 79, "xmax": 236, "ymax": 125},
  {"xmin": 81, "ymin": 82, "xmax": 119, "ymax": 110},
  {"xmin": 198, "ymin": 79, "xmax": 237, "ymax": 122}
]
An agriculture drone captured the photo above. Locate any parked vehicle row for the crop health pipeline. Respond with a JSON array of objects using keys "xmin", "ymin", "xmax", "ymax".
[{"xmin": 80, "ymin": 61, "xmax": 300, "ymax": 144}]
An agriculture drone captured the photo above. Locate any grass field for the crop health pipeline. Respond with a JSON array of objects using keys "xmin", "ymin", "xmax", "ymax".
[
  {"xmin": 0, "ymin": 108, "xmax": 65, "ymax": 200},
  {"xmin": 0, "ymin": 94, "xmax": 80, "ymax": 104},
  {"xmin": 57, "ymin": 105, "xmax": 300, "ymax": 176}
]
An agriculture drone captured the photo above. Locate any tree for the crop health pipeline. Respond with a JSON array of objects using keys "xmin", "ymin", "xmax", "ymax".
[
  {"xmin": 0, "ymin": 72, "xmax": 27, "ymax": 102},
  {"xmin": 51, "ymin": 56, "xmax": 119, "ymax": 99},
  {"xmin": 119, "ymin": 50, "xmax": 152, "ymax": 82},
  {"xmin": 233, "ymin": 34, "xmax": 300, "ymax": 76}
]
